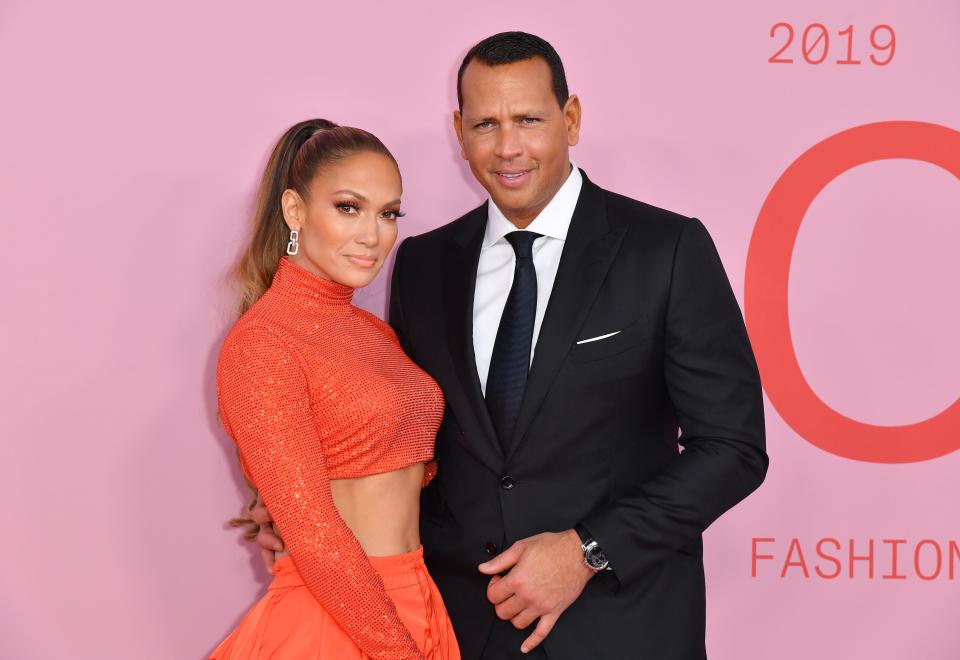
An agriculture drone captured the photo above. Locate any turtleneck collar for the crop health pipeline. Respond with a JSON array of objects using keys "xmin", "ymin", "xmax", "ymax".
[{"xmin": 272, "ymin": 257, "xmax": 355, "ymax": 308}]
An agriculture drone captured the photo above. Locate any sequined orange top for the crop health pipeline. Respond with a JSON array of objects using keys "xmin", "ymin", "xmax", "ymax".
[{"xmin": 216, "ymin": 257, "xmax": 444, "ymax": 659}]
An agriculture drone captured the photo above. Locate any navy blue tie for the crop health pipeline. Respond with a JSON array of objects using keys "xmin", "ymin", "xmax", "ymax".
[{"xmin": 485, "ymin": 231, "xmax": 542, "ymax": 454}]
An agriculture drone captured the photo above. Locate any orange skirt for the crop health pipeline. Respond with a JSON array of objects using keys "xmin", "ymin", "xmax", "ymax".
[{"xmin": 211, "ymin": 547, "xmax": 459, "ymax": 659}]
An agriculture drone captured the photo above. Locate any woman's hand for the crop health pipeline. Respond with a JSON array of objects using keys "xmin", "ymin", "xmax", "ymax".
[{"xmin": 251, "ymin": 495, "xmax": 284, "ymax": 574}]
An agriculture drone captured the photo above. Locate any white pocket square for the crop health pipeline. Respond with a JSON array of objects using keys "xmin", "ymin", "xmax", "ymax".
[{"xmin": 576, "ymin": 330, "xmax": 621, "ymax": 345}]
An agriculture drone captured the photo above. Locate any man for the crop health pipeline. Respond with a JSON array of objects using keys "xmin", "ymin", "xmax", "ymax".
[{"xmin": 255, "ymin": 32, "xmax": 767, "ymax": 659}]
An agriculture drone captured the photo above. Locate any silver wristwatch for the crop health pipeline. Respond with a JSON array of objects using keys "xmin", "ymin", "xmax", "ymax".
[
  {"xmin": 580, "ymin": 537, "xmax": 610, "ymax": 572},
  {"xmin": 575, "ymin": 524, "xmax": 611, "ymax": 572}
]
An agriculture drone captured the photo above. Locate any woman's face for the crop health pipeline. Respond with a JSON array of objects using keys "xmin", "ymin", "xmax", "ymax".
[{"xmin": 282, "ymin": 151, "xmax": 402, "ymax": 289}]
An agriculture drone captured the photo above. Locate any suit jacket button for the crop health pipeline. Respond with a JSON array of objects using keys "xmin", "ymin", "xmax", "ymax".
[
  {"xmin": 500, "ymin": 475, "xmax": 515, "ymax": 490},
  {"xmin": 484, "ymin": 542, "xmax": 499, "ymax": 556}
]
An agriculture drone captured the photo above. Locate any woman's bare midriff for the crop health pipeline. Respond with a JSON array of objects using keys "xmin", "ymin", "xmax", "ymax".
[{"xmin": 275, "ymin": 462, "xmax": 425, "ymax": 560}]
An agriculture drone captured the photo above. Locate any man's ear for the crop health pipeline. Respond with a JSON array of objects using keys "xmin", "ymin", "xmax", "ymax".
[
  {"xmin": 453, "ymin": 110, "xmax": 467, "ymax": 160},
  {"xmin": 563, "ymin": 94, "xmax": 582, "ymax": 147},
  {"xmin": 280, "ymin": 189, "xmax": 304, "ymax": 231}
]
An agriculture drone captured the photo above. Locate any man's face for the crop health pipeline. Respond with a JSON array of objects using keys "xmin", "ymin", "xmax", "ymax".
[{"xmin": 455, "ymin": 57, "xmax": 581, "ymax": 228}]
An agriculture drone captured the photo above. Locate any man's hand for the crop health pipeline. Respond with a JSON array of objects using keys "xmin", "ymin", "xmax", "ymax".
[
  {"xmin": 478, "ymin": 530, "xmax": 594, "ymax": 654},
  {"xmin": 251, "ymin": 496, "xmax": 283, "ymax": 574}
]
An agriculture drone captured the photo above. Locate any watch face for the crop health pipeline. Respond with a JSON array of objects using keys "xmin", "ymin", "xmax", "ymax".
[{"xmin": 585, "ymin": 543, "xmax": 609, "ymax": 570}]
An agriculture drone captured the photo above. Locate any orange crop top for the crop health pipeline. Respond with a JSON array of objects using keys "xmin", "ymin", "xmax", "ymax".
[{"xmin": 216, "ymin": 257, "xmax": 444, "ymax": 658}]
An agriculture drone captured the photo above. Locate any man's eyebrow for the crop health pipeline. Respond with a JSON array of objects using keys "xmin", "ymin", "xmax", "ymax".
[
  {"xmin": 467, "ymin": 111, "xmax": 544, "ymax": 123},
  {"xmin": 333, "ymin": 189, "xmax": 368, "ymax": 201}
]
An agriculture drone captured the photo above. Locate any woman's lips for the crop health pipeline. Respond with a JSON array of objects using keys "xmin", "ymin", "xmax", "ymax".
[
  {"xmin": 346, "ymin": 255, "xmax": 377, "ymax": 267},
  {"xmin": 494, "ymin": 170, "xmax": 531, "ymax": 188}
]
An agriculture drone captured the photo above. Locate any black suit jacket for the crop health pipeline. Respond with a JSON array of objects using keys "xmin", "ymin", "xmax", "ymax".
[{"xmin": 389, "ymin": 171, "xmax": 767, "ymax": 660}]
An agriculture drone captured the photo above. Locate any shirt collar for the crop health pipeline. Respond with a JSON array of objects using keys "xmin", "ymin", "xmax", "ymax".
[{"xmin": 483, "ymin": 162, "xmax": 583, "ymax": 248}]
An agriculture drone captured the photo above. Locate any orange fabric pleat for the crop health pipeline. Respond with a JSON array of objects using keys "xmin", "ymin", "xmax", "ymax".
[{"xmin": 211, "ymin": 548, "xmax": 460, "ymax": 660}]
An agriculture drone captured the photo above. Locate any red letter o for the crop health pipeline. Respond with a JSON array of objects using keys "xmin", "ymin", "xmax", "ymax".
[{"xmin": 745, "ymin": 121, "xmax": 960, "ymax": 463}]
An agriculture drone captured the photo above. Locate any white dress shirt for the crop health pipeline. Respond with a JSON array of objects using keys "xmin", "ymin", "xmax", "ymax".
[{"xmin": 474, "ymin": 163, "xmax": 583, "ymax": 394}]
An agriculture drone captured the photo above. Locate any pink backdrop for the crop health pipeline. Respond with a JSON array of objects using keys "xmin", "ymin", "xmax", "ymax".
[{"xmin": 2, "ymin": 1, "xmax": 958, "ymax": 658}]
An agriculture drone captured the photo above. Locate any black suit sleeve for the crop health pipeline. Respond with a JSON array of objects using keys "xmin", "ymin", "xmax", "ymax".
[
  {"xmin": 582, "ymin": 218, "xmax": 768, "ymax": 587},
  {"xmin": 388, "ymin": 238, "xmax": 413, "ymax": 355}
]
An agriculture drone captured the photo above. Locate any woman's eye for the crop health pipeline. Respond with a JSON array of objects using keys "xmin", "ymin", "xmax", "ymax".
[
  {"xmin": 381, "ymin": 210, "xmax": 404, "ymax": 220},
  {"xmin": 336, "ymin": 203, "xmax": 358, "ymax": 214}
]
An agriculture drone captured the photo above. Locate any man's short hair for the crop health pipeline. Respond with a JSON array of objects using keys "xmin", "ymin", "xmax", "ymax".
[{"xmin": 457, "ymin": 31, "xmax": 569, "ymax": 111}]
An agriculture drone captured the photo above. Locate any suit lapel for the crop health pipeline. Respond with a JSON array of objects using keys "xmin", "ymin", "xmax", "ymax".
[
  {"xmin": 442, "ymin": 204, "xmax": 502, "ymax": 465},
  {"xmin": 507, "ymin": 173, "xmax": 626, "ymax": 460}
]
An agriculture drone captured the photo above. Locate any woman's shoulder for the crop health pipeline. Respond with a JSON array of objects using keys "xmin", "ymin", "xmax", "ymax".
[
  {"xmin": 353, "ymin": 306, "xmax": 400, "ymax": 343},
  {"xmin": 220, "ymin": 303, "xmax": 300, "ymax": 366}
]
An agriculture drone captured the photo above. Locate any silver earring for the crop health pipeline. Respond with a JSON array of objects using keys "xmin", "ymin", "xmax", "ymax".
[{"xmin": 286, "ymin": 229, "xmax": 299, "ymax": 256}]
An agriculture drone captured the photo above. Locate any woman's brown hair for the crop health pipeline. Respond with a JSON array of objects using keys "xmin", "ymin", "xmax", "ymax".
[{"xmin": 229, "ymin": 118, "xmax": 398, "ymax": 539}]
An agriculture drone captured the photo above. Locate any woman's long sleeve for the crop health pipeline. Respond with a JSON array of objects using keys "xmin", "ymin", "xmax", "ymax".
[{"xmin": 217, "ymin": 324, "xmax": 423, "ymax": 659}]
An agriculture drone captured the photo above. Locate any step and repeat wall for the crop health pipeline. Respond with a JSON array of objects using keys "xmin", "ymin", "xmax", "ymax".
[{"xmin": 1, "ymin": 1, "xmax": 957, "ymax": 658}]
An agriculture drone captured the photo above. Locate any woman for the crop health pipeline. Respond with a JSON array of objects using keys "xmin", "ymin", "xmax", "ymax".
[{"xmin": 212, "ymin": 119, "xmax": 459, "ymax": 659}]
